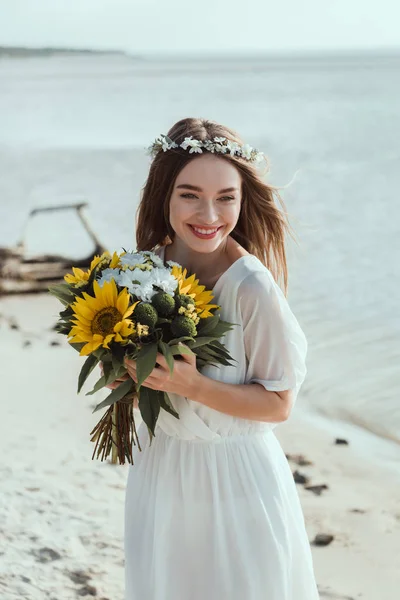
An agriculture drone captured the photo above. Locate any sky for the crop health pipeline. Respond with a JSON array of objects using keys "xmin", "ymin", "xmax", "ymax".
[{"xmin": 0, "ymin": 0, "xmax": 399, "ymax": 55}]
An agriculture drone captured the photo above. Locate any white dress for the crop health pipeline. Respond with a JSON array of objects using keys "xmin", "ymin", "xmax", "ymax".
[{"xmin": 124, "ymin": 247, "xmax": 320, "ymax": 599}]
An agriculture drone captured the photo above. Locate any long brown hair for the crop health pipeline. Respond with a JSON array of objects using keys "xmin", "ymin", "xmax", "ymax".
[{"xmin": 136, "ymin": 117, "xmax": 296, "ymax": 294}]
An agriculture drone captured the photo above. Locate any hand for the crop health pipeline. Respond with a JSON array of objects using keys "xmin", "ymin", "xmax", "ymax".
[
  {"xmin": 99, "ymin": 361, "xmax": 131, "ymax": 390},
  {"xmin": 124, "ymin": 345, "xmax": 201, "ymax": 398},
  {"xmin": 99, "ymin": 362, "xmax": 138, "ymax": 408}
]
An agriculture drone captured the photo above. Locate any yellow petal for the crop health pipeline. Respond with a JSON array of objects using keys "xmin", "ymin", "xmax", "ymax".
[{"xmin": 116, "ymin": 288, "xmax": 129, "ymax": 314}]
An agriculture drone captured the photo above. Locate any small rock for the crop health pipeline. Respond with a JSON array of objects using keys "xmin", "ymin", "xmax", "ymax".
[
  {"xmin": 312, "ymin": 533, "xmax": 334, "ymax": 546},
  {"xmin": 335, "ymin": 438, "xmax": 349, "ymax": 445},
  {"xmin": 32, "ymin": 547, "xmax": 62, "ymax": 563},
  {"xmin": 25, "ymin": 487, "xmax": 40, "ymax": 492},
  {"xmin": 21, "ymin": 576, "xmax": 31, "ymax": 583},
  {"xmin": 68, "ymin": 570, "xmax": 92, "ymax": 585},
  {"xmin": 293, "ymin": 470, "xmax": 310, "ymax": 485},
  {"xmin": 350, "ymin": 508, "xmax": 366, "ymax": 514},
  {"xmin": 286, "ymin": 453, "xmax": 313, "ymax": 466},
  {"xmin": 10, "ymin": 319, "xmax": 19, "ymax": 330},
  {"xmin": 23, "ymin": 340, "xmax": 32, "ymax": 348},
  {"xmin": 304, "ymin": 484, "xmax": 329, "ymax": 496},
  {"xmin": 77, "ymin": 584, "xmax": 97, "ymax": 596},
  {"xmin": 50, "ymin": 340, "xmax": 61, "ymax": 347}
]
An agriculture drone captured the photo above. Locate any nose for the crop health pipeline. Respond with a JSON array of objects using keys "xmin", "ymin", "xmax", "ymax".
[{"xmin": 197, "ymin": 200, "xmax": 220, "ymax": 225}]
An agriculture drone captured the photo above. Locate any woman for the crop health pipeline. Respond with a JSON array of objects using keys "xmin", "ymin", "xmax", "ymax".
[{"xmin": 114, "ymin": 117, "xmax": 319, "ymax": 599}]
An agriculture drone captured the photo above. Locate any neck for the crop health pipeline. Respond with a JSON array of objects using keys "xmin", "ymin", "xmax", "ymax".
[{"xmin": 165, "ymin": 238, "xmax": 234, "ymax": 285}]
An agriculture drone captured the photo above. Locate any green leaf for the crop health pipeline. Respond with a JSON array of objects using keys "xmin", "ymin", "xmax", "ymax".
[
  {"xmin": 48, "ymin": 283, "xmax": 75, "ymax": 306},
  {"xmin": 159, "ymin": 340, "xmax": 174, "ymax": 375},
  {"xmin": 168, "ymin": 336, "xmax": 195, "ymax": 345},
  {"xmin": 187, "ymin": 336, "xmax": 223, "ymax": 349},
  {"xmin": 77, "ymin": 354, "xmax": 99, "ymax": 393},
  {"xmin": 85, "ymin": 375, "xmax": 106, "ymax": 396},
  {"xmin": 92, "ymin": 378, "xmax": 135, "ymax": 413},
  {"xmin": 197, "ymin": 315, "xmax": 219, "ymax": 335},
  {"xmin": 138, "ymin": 386, "xmax": 161, "ymax": 436},
  {"xmin": 69, "ymin": 342, "xmax": 86, "ymax": 353},
  {"xmin": 169, "ymin": 342, "xmax": 194, "ymax": 357},
  {"xmin": 136, "ymin": 343, "xmax": 158, "ymax": 389},
  {"xmin": 109, "ymin": 344, "xmax": 125, "ymax": 369},
  {"xmin": 160, "ymin": 392, "xmax": 179, "ymax": 419},
  {"xmin": 102, "ymin": 360, "xmax": 114, "ymax": 384},
  {"xmin": 210, "ymin": 321, "xmax": 237, "ymax": 337}
]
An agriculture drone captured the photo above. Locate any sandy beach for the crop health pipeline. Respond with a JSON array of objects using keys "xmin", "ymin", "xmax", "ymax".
[{"xmin": 1, "ymin": 292, "xmax": 399, "ymax": 600}]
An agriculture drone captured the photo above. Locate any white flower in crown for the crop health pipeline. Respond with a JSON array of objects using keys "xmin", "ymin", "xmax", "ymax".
[
  {"xmin": 202, "ymin": 139, "xmax": 216, "ymax": 153},
  {"xmin": 161, "ymin": 136, "xmax": 178, "ymax": 152},
  {"xmin": 180, "ymin": 136, "xmax": 203, "ymax": 154},
  {"xmin": 240, "ymin": 144, "xmax": 254, "ymax": 160},
  {"xmin": 225, "ymin": 140, "xmax": 241, "ymax": 157},
  {"xmin": 213, "ymin": 137, "xmax": 226, "ymax": 143}
]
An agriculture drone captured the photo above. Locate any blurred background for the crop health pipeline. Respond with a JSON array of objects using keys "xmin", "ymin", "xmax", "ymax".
[{"xmin": 0, "ymin": 1, "xmax": 399, "ymax": 599}]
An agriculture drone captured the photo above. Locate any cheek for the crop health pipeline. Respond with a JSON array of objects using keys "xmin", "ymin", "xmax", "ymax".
[
  {"xmin": 169, "ymin": 198, "xmax": 194, "ymax": 226},
  {"xmin": 225, "ymin": 202, "xmax": 242, "ymax": 224}
]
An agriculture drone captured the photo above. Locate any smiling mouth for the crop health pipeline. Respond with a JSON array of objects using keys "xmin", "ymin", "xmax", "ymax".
[{"xmin": 189, "ymin": 225, "xmax": 223, "ymax": 235}]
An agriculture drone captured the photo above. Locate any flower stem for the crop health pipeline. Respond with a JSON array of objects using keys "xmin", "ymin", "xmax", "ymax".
[{"xmin": 111, "ymin": 403, "xmax": 118, "ymax": 464}]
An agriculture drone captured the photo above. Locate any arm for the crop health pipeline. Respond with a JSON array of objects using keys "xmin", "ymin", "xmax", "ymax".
[
  {"xmin": 191, "ymin": 269, "xmax": 307, "ymax": 423},
  {"xmin": 190, "ymin": 375, "xmax": 292, "ymax": 422}
]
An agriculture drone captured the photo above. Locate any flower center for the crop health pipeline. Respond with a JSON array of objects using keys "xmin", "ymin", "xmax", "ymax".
[{"xmin": 91, "ymin": 307, "xmax": 121, "ymax": 336}]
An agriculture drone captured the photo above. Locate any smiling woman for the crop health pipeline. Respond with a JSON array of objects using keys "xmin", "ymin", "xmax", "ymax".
[{"xmin": 123, "ymin": 117, "xmax": 319, "ymax": 600}]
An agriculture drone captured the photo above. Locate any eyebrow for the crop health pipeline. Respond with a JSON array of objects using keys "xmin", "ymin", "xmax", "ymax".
[{"xmin": 176, "ymin": 184, "xmax": 239, "ymax": 193}]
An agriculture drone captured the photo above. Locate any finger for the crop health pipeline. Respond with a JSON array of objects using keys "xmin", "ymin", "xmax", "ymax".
[
  {"xmin": 155, "ymin": 353, "xmax": 168, "ymax": 369},
  {"xmin": 124, "ymin": 357, "xmax": 136, "ymax": 369}
]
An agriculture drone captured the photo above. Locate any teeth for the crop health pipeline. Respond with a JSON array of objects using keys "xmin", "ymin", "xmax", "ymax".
[{"xmin": 192, "ymin": 226, "xmax": 219, "ymax": 235}]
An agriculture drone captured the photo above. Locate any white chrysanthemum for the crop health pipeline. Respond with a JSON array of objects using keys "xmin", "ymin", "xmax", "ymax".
[
  {"xmin": 254, "ymin": 151, "xmax": 265, "ymax": 162},
  {"xmin": 166, "ymin": 259, "xmax": 181, "ymax": 268},
  {"xmin": 213, "ymin": 137, "xmax": 226, "ymax": 143},
  {"xmin": 141, "ymin": 250, "xmax": 164, "ymax": 268},
  {"xmin": 147, "ymin": 267, "xmax": 178, "ymax": 296},
  {"xmin": 128, "ymin": 268, "xmax": 153, "ymax": 284},
  {"xmin": 120, "ymin": 253, "xmax": 147, "ymax": 268},
  {"xmin": 129, "ymin": 282, "xmax": 156, "ymax": 302},
  {"xmin": 115, "ymin": 269, "xmax": 138, "ymax": 288},
  {"xmin": 97, "ymin": 268, "xmax": 120, "ymax": 287}
]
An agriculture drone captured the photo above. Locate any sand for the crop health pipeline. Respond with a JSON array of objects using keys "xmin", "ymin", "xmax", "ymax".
[{"xmin": 1, "ymin": 293, "xmax": 399, "ymax": 600}]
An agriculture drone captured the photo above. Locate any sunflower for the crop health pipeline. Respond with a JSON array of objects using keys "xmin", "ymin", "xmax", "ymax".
[
  {"xmin": 170, "ymin": 266, "xmax": 219, "ymax": 318},
  {"xmin": 68, "ymin": 279, "xmax": 138, "ymax": 355},
  {"xmin": 64, "ymin": 251, "xmax": 121, "ymax": 286}
]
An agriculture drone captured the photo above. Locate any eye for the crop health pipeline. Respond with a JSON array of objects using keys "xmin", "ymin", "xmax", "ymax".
[
  {"xmin": 180, "ymin": 193, "xmax": 198, "ymax": 199},
  {"xmin": 219, "ymin": 196, "xmax": 235, "ymax": 202}
]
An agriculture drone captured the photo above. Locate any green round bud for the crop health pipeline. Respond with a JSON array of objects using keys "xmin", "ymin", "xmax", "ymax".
[
  {"xmin": 152, "ymin": 291, "xmax": 175, "ymax": 317},
  {"xmin": 175, "ymin": 294, "xmax": 195, "ymax": 310},
  {"xmin": 171, "ymin": 315, "xmax": 197, "ymax": 338},
  {"xmin": 133, "ymin": 302, "xmax": 158, "ymax": 328}
]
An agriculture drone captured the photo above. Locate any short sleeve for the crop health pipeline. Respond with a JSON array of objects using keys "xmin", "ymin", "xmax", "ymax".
[{"xmin": 238, "ymin": 269, "xmax": 308, "ymax": 406}]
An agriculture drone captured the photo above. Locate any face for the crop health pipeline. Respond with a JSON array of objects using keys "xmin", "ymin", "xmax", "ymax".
[{"xmin": 168, "ymin": 154, "xmax": 242, "ymax": 253}]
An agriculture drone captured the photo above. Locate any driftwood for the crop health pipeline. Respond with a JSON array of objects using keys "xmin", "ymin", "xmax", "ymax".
[{"xmin": 0, "ymin": 202, "xmax": 107, "ymax": 295}]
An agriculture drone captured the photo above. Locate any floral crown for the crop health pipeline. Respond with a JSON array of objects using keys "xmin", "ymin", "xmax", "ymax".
[{"xmin": 147, "ymin": 134, "xmax": 265, "ymax": 163}]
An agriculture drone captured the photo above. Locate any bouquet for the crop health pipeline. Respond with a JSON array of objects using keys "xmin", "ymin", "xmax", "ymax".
[{"xmin": 48, "ymin": 249, "xmax": 236, "ymax": 465}]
